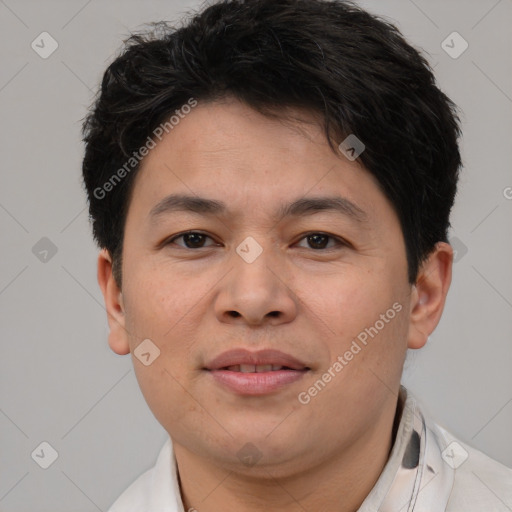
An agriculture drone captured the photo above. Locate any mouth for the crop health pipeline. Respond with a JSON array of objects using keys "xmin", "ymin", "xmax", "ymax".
[
  {"xmin": 204, "ymin": 349, "xmax": 310, "ymax": 395},
  {"xmin": 220, "ymin": 364, "xmax": 305, "ymax": 372}
]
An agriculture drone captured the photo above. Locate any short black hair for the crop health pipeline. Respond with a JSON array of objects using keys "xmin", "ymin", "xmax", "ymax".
[{"xmin": 82, "ymin": 0, "xmax": 462, "ymax": 287}]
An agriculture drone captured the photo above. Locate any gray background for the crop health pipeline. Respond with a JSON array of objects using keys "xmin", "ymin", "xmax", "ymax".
[{"xmin": 0, "ymin": 0, "xmax": 511, "ymax": 510}]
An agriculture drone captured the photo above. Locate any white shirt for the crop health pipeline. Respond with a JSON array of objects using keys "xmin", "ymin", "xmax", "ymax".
[{"xmin": 108, "ymin": 386, "xmax": 512, "ymax": 511}]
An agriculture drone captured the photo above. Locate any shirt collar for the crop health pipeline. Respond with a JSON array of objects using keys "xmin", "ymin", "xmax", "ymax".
[{"xmin": 359, "ymin": 385, "xmax": 455, "ymax": 511}]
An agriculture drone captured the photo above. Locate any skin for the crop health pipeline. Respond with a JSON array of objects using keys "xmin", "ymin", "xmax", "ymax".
[{"xmin": 98, "ymin": 97, "xmax": 453, "ymax": 512}]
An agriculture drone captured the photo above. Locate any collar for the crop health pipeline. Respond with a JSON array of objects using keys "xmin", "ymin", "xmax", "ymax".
[{"xmin": 359, "ymin": 385, "xmax": 455, "ymax": 511}]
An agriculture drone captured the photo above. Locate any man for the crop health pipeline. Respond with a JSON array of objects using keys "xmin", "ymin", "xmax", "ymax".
[{"xmin": 82, "ymin": 0, "xmax": 512, "ymax": 510}]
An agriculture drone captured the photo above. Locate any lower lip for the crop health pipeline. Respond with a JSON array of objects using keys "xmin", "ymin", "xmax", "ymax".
[{"xmin": 207, "ymin": 369, "xmax": 308, "ymax": 395}]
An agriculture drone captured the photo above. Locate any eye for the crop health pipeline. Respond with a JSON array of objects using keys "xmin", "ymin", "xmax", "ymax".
[
  {"xmin": 164, "ymin": 231, "xmax": 347, "ymax": 251},
  {"xmin": 166, "ymin": 231, "xmax": 217, "ymax": 249},
  {"xmin": 295, "ymin": 232, "xmax": 346, "ymax": 250}
]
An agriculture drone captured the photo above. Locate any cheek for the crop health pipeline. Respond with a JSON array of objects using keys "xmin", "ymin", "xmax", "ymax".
[
  {"xmin": 132, "ymin": 359, "xmax": 194, "ymax": 439},
  {"xmin": 303, "ymin": 267, "xmax": 395, "ymax": 335},
  {"xmin": 306, "ymin": 264, "xmax": 409, "ymax": 371},
  {"xmin": 122, "ymin": 265, "xmax": 198, "ymax": 341},
  {"xmin": 121, "ymin": 282, "xmax": 201, "ymax": 427}
]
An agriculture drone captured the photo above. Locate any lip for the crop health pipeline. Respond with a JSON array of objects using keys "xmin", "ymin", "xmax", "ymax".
[{"xmin": 204, "ymin": 349, "xmax": 310, "ymax": 396}]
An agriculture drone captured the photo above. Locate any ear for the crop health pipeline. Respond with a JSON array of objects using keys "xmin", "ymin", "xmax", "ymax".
[
  {"xmin": 97, "ymin": 249, "xmax": 130, "ymax": 355},
  {"xmin": 407, "ymin": 242, "xmax": 453, "ymax": 350}
]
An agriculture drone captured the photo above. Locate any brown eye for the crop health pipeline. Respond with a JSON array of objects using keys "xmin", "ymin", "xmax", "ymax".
[
  {"xmin": 296, "ymin": 233, "xmax": 345, "ymax": 250},
  {"xmin": 307, "ymin": 234, "xmax": 329, "ymax": 249},
  {"xmin": 167, "ymin": 231, "xmax": 216, "ymax": 249}
]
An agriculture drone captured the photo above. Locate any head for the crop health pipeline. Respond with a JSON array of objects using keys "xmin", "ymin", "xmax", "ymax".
[{"xmin": 84, "ymin": 0, "xmax": 460, "ymax": 478}]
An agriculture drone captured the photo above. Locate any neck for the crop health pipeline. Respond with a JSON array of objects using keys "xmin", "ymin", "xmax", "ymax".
[{"xmin": 174, "ymin": 396, "xmax": 400, "ymax": 512}]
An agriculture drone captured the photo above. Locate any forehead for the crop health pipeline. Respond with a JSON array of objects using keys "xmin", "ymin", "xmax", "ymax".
[
  {"xmin": 127, "ymin": 98, "xmax": 392, "ymax": 230},
  {"xmin": 159, "ymin": 99, "xmax": 330, "ymax": 166}
]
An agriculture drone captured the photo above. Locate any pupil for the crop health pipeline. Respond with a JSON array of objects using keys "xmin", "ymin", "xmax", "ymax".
[
  {"xmin": 309, "ymin": 234, "xmax": 327, "ymax": 249},
  {"xmin": 184, "ymin": 233, "xmax": 204, "ymax": 248}
]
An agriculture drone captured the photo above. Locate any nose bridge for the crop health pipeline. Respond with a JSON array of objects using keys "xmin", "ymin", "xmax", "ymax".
[
  {"xmin": 214, "ymin": 233, "xmax": 297, "ymax": 324},
  {"xmin": 232, "ymin": 233, "xmax": 281, "ymax": 297}
]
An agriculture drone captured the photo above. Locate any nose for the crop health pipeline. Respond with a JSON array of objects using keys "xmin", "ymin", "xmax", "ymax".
[{"xmin": 214, "ymin": 241, "xmax": 298, "ymax": 326}]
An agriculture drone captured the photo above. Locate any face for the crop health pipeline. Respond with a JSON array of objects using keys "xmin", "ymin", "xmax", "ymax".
[{"xmin": 98, "ymin": 97, "xmax": 450, "ymax": 477}]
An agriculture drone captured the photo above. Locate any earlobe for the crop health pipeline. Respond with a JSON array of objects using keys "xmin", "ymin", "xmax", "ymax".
[
  {"xmin": 407, "ymin": 242, "xmax": 453, "ymax": 350},
  {"xmin": 97, "ymin": 249, "xmax": 131, "ymax": 356}
]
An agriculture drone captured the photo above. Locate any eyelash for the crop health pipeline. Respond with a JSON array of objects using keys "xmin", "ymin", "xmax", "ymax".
[{"xmin": 164, "ymin": 231, "xmax": 348, "ymax": 251}]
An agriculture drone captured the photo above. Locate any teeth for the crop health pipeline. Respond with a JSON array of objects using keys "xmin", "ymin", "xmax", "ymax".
[
  {"xmin": 225, "ymin": 364, "xmax": 285, "ymax": 372},
  {"xmin": 257, "ymin": 364, "xmax": 273, "ymax": 372}
]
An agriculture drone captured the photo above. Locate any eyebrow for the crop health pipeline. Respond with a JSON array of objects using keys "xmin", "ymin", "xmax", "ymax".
[{"xmin": 148, "ymin": 193, "xmax": 368, "ymax": 224}]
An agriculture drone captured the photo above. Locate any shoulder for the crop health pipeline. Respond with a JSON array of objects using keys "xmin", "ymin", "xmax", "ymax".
[{"xmin": 432, "ymin": 422, "xmax": 512, "ymax": 511}]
